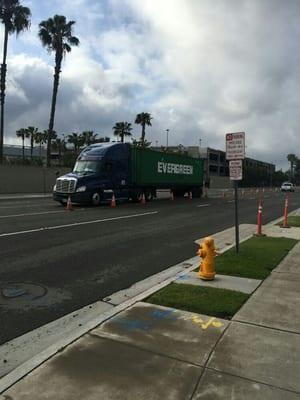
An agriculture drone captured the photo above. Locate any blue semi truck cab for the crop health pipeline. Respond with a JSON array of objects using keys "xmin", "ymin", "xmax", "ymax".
[{"xmin": 53, "ymin": 143, "xmax": 133, "ymax": 205}]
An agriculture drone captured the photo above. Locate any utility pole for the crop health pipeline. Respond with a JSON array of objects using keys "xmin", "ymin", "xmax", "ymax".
[{"xmin": 166, "ymin": 129, "xmax": 169, "ymax": 149}]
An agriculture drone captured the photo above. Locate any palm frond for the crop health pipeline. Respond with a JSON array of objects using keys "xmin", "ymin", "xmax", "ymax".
[
  {"xmin": 0, "ymin": 1, "xmax": 31, "ymax": 34},
  {"xmin": 38, "ymin": 15, "xmax": 79, "ymax": 54}
]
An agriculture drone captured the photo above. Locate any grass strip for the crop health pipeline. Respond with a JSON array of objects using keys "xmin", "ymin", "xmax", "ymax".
[
  {"xmin": 215, "ymin": 236, "xmax": 297, "ymax": 279},
  {"xmin": 277, "ymin": 216, "xmax": 300, "ymax": 227},
  {"xmin": 147, "ymin": 283, "xmax": 249, "ymax": 319}
]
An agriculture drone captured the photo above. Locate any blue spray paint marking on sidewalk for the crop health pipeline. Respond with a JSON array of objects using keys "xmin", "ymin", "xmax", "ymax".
[
  {"xmin": 115, "ymin": 319, "xmax": 151, "ymax": 332},
  {"xmin": 114, "ymin": 308, "xmax": 178, "ymax": 332},
  {"xmin": 150, "ymin": 308, "xmax": 177, "ymax": 321}
]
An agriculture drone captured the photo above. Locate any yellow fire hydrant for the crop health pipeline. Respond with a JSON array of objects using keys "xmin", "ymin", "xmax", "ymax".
[{"xmin": 197, "ymin": 236, "xmax": 218, "ymax": 280}]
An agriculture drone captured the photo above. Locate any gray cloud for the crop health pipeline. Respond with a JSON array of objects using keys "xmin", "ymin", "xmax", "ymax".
[{"xmin": 2, "ymin": 0, "xmax": 300, "ymax": 170}]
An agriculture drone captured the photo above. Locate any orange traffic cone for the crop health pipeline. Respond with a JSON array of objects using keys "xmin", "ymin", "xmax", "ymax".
[
  {"xmin": 110, "ymin": 193, "xmax": 116, "ymax": 208},
  {"xmin": 140, "ymin": 193, "xmax": 146, "ymax": 204},
  {"xmin": 66, "ymin": 196, "xmax": 73, "ymax": 211},
  {"xmin": 282, "ymin": 195, "xmax": 289, "ymax": 228}
]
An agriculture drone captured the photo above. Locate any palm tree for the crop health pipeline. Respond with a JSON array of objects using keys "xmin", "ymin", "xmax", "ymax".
[
  {"xmin": 112, "ymin": 122, "xmax": 132, "ymax": 143},
  {"xmin": 67, "ymin": 132, "xmax": 84, "ymax": 153},
  {"xmin": 0, "ymin": 0, "xmax": 31, "ymax": 163},
  {"xmin": 38, "ymin": 15, "xmax": 79, "ymax": 167},
  {"xmin": 287, "ymin": 154, "xmax": 298, "ymax": 179},
  {"xmin": 135, "ymin": 112, "xmax": 152, "ymax": 146},
  {"xmin": 35, "ymin": 130, "xmax": 47, "ymax": 157},
  {"xmin": 16, "ymin": 127, "xmax": 29, "ymax": 160},
  {"xmin": 26, "ymin": 126, "xmax": 39, "ymax": 158},
  {"xmin": 132, "ymin": 138, "xmax": 151, "ymax": 148},
  {"xmin": 43, "ymin": 129, "xmax": 56, "ymax": 160},
  {"xmin": 52, "ymin": 137, "xmax": 66, "ymax": 162},
  {"xmin": 81, "ymin": 130, "xmax": 98, "ymax": 146}
]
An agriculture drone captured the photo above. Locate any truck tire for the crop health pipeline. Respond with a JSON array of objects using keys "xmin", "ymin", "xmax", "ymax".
[
  {"xmin": 131, "ymin": 189, "xmax": 142, "ymax": 203},
  {"xmin": 145, "ymin": 188, "xmax": 154, "ymax": 201},
  {"xmin": 173, "ymin": 189, "xmax": 186, "ymax": 197},
  {"xmin": 91, "ymin": 192, "xmax": 101, "ymax": 206}
]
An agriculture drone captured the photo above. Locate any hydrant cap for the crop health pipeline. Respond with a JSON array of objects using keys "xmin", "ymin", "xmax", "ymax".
[{"xmin": 204, "ymin": 236, "xmax": 214, "ymax": 247}]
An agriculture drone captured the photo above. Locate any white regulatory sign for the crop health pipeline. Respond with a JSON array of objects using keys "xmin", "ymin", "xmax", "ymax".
[
  {"xmin": 229, "ymin": 160, "xmax": 243, "ymax": 181},
  {"xmin": 226, "ymin": 132, "xmax": 245, "ymax": 160}
]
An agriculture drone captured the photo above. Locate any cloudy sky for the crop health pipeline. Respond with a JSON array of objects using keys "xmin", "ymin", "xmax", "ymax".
[{"xmin": 1, "ymin": 0, "xmax": 300, "ymax": 169}]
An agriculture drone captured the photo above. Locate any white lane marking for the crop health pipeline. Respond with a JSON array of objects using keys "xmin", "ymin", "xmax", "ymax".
[
  {"xmin": 0, "ymin": 211, "xmax": 158, "ymax": 238},
  {"xmin": 0, "ymin": 203, "xmax": 55, "ymax": 210},
  {"xmin": 197, "ymin": 204, "xmax": 211, "ymax": 207},
  {"xmin": 0, "ymin": 210, "xmax": 65, "ymax": 219}
]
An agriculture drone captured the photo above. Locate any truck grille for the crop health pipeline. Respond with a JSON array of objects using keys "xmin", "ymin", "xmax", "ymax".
[{"xmin": 56, "ymin": 178, "xmax": 77, "ymax": 193}]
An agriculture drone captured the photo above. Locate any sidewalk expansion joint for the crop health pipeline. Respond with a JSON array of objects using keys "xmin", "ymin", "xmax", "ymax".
[
  {"xmin": 232, "ymin": 319, "xmax": 300, "ymax": 336},
  {"xmin": 205, "ymin": 366, "xmax": 300, "ymax": 396},
  {"xmin": 189, "ymin": 319, "xmax": 232, "ymax": 400},
  {"xmin": 101, "ymin": 299, "xmax": 116, "ymax": 306},
  {"xmin": 272, "ymin": 270, "xmax": 300, "ymax": 276},
  {"xmin": 88, "ymin": 332, "xmax": 203, "ymax": 369}
]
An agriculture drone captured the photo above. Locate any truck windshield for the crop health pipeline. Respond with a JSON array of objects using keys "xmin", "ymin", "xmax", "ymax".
[{"xmin": 73, "ymin": 160, "xmax": 98, "ymax": 175}]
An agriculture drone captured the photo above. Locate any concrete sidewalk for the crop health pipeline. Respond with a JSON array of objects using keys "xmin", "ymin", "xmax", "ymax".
[{"xmin": 2, "ymin": 237, "xmax": 300, "ymax": 398}]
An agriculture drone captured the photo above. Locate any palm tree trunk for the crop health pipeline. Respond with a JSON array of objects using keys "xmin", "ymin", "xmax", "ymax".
[
  {"xmin": 141, "ymin": 123, "xmax": 145, "ymax": 144},
  {"xmin": 0, "ymin": 27, "xmax": 9, "ymax": 164},
  {"xmin": 31, "ymin": 135, "xmax": 33, "ymax": 159},
  {"xmin": 22, "ymin": 137, "xmax": 25, "ymax": 161},
  {"xmin": 47, "ymin": 52, "xmax": 62, "ymax": 167}
]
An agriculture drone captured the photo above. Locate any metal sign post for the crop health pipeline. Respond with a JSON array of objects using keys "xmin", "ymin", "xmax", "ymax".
[
  {"xmin": 234, "ymin": 180, "xmax": 239, "ymax": 253},
  {"xmin": 226, "ymin": 133, "xmax": 245, "ymax": 254}
]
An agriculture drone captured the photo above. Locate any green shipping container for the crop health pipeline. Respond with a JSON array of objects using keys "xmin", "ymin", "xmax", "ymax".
[{"xmin": 130, "ymin": 147, "xmax": 203, "ymax": 188}]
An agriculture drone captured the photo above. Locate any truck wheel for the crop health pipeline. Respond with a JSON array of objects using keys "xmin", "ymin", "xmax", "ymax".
[
  {"xmin": 91, "ymin": 192, "xmax": 101, "ymax": 206},
  {"xmin": 145, "ymin": 189, "xmax": 154, "ymax": 201},
  {"xmin": 131, "ymin": 190, "xmax": 141, "ymax": 203},
  {"xmin": 173, "ymin": 189, "xmax": 186, "ymax": 197}
]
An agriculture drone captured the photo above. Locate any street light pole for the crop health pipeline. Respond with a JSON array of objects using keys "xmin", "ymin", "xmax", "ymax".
[{"xmin": 166, "ymin": 129, "xmax": 169, "ymax": 149}]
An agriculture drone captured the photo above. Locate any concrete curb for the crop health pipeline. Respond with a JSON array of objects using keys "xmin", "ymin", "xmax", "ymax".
[{"xmin": 265, "ymin": 208, "xmax": 299, "ymax": 226}]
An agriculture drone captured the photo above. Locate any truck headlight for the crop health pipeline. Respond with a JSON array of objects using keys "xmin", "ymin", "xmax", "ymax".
[
  {"xmin": 76, "ymin": 186, "xmax": 86, "ymax": 193},
  {"xmin": 53, "ymin": 184, "xmax": 56, "ymax": 191}
]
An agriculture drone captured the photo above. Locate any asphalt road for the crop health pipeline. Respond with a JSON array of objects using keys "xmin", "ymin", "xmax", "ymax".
[{"xmin": 0, "ymin": 190, "xmax": 299, "ymax": 345}]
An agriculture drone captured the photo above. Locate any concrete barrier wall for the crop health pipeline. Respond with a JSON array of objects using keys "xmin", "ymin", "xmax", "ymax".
[
  {"xmin": 0, "ymin": 166, "xmax": 71, "ymax": 194},
  {"xmin": 209, "ymin": 176, "xmax": 231, "ymax": 189},
  {"xmin": 206, "ymin": 187, "xmax": 281, "ymax": 198}
]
